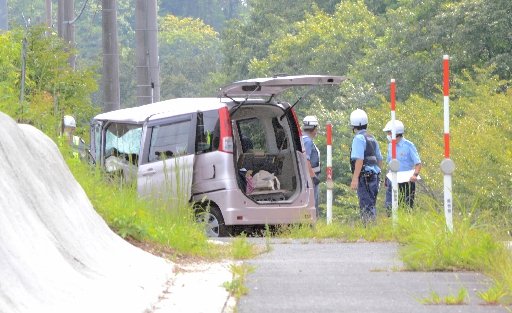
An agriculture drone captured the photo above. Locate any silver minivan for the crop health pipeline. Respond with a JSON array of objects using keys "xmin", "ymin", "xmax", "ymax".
[{"xmin": 90, "ymin": 75, "xmax": 345, "ymax": 236}]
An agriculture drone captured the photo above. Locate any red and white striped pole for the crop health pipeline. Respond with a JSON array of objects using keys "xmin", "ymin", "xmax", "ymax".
[
  {"xmin": 440, "ymin": 55, "xmax": 455, "ymax": 232},
  {"xmin": 326, "ymin": 122, "xmax": 333, "ymax": 224},
  {"xmin": 389, "ymin": 79, "xmax": 400, "ymax": 224}
]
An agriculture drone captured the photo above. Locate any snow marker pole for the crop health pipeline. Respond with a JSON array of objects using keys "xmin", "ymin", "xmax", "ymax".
[
  {"xmin": 389, "ymin": 79, "xmax": 400, "ymax": 225},
  {"xmin": 326, "ymin": 122, "xmax": 333, "ymax": 224},
  {"xmin": 441, "ymin": 55, "xmax": 455, "ymax": 232}
]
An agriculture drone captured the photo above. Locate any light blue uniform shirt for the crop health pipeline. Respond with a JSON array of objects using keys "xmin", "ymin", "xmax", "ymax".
[
  {"xmin": 386, "ymin": 137, "xmax": 421, "ymax": 171},
  {"xmin": 303, "ymin": 135, "xmax": 320, "ymax": 173},
  {"xmin": 351, "ymin": 130, "xmax": 383, "ymax": 174}
]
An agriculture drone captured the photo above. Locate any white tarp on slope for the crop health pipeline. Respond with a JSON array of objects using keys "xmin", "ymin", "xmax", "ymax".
[{"xmin": 0, "ymin": 112, "xmax": 174, "ymax": 313}]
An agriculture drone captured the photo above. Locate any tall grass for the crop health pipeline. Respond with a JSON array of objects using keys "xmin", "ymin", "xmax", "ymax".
[
  {"xmin": 395, "ymin": 210, "xmax": 500, "ymax": 271},
  {"xmin": 396, "ymin": 209, "xmax": 512, "ymax": 304},
  {"xmin": 64, "ymin": 155, "xmax": 218, "ymax": 258},
  {"xmin": 276, "ymin": 217, "xmax": 395, "ymax": 242},
  {"xmin": 279, "ymin": 203, "xmax": 512, "ymax": 304}
]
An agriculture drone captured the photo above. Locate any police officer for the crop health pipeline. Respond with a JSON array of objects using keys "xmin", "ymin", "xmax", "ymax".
[
  {"xmin": 62, "ymin": 115, "xmax": 87, "ymax": 159},
  {"xmin": 302, "ymin": 115, "xmax": 321, "ymax": 218},
  {"xmin": 349, "ymin": 109, "xmax": 383, "ymax": 224},
  {"xmin": 383, "ymin": 120, "xmax": 422, "ymax": 213}
]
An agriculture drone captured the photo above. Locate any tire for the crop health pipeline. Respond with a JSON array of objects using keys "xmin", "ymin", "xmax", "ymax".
[{"xmin": 194, "ymin": 204, "xmax": 229, "ymax": 237}]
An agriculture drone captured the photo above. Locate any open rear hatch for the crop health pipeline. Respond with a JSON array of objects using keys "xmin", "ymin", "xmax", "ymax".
[
  {"xmin": 219, "ymin": 75, "xmax": 347, "ymax": 99},
  {"xmin": 221, "ymin": 75, "xmax": 346, "ymax": 203}
]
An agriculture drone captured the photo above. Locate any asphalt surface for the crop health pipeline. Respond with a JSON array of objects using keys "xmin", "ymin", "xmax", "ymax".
[{"xmin": 236, "ymin": 240, "xmax": 508, "ymax": 313}]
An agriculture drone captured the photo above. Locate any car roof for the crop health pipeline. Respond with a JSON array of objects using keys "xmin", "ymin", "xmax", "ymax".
[
  {"xmin": 92, "ymin": 75, "xmax": 347, "ymax": 124},
  {"xmin": 92, "ymin": 98, "xmax": 228, "ymax": 124},
  {"xmin": 218, "ymin": 75, "xmax": 347, "ymax": 98}
]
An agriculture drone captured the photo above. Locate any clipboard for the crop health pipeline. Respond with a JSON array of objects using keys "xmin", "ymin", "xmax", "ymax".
[{"xmin": 386, "ymin": 169, "xmax": 421, "ymax": 183}]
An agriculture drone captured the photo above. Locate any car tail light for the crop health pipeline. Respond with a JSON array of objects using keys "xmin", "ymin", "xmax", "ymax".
[
  {"xmin": 218, "ymin": 107, "xmax": 233, "ymax": 153},
  {"xmin": 290, "ymin": 108, "xmax": 304, "ymax": 152}
]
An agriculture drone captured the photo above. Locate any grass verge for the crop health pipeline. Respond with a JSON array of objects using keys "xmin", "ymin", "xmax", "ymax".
[
  {"xmin": 276, "ymin": 207, "xmax": 512, "ymax": 305},
  {"xmin": 395, "ymin": 210, "xmax": 512, "ymax": 305},
  {"xmin": 65, "ymin": 156, "xmax": 227, "ymax": 259},
  {"xmin": 275, "ymin": 216, "xmax": 395, "ymax": 242}
]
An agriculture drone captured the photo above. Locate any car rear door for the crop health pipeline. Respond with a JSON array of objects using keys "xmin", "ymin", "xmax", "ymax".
[
  {"xmin": 218, "ymin": 75, "xmax": 347, "ymax": 98},
  {"xmin": 220, "ymin": 75, "xmax": 346, "ymax": 197},
  {"xmin": 220, "ymin": 74, "xmax": 346, "ymax": 156}
]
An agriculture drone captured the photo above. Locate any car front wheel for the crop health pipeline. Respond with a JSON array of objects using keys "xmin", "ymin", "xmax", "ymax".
[{"xmin": 195, "ymin": 204, "xmax": 229, "ymax": 237}]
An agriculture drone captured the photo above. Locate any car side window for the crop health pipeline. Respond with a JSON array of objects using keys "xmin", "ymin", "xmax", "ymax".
[
  {"xmin": 196, "ymin": 110, "xmax": 220, "ymax": 154},
  {"xmin": 148, "ymin": 120, "xmax": 192, "ymax": 163}
]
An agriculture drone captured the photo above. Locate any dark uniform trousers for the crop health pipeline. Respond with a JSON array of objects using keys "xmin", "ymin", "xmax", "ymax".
[
  {"xmin": 385, "ymin": 177, "xmax": 416, "ymax": 215},
  {"xmin": 357, "ymin": 172, "xmax": 380, "ymax": 224}
]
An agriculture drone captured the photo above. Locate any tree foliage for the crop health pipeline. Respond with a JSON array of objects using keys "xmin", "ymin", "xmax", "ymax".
[
  {"xmin": 248, "ymin": 1, "xmax": 377, "ymax": 78},
  {"xmin": 0, "ymin": 26, "xmax": 98, "ymax": 138},
  {"xmin": 221, "ymin": 0, "xmax": 326, "ymax": 81},
  {"xmin": 160, "ymin": 0, "xmax": 245, "ymax": 30},
  {"xmin": 3, "ymin": 0, "xmax": 512, "ymax": 217},
  {"xmin": 367, "ymin": 68, "xmax": 512, "ymax": 214},
  {"xmin": 159, "ymin": 15, "xmax": 223, "ymax": 98},
  {"xmin": 352, "ymin": 0, "xmax": 512, "ymax": 105}
]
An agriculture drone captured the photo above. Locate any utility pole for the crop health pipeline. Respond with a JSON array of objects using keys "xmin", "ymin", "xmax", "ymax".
[
  {"xmin": 57, "ymin": 0, "xmax": 63, "ymax": 35},
  {"xmin": 45, "ymin": 0, "xmax": 52, "ymax": 28},
  {"xmin": 0, "ymin": 0, "xmax": 8, "ymax": 30},
  {"xmin": 102, "ymin": 0, "xmax": 120, "ymax": 111},
  {"xmin": 135, "ymin": 0, "xmax": 160, "ymax": 106},
  {"xmin": 57, "ymin": 0, "xmax": 75, "ymax": 69},
  {"xmin": 63, "ymin": 0, "xmax": 75, "ymax": 69}
]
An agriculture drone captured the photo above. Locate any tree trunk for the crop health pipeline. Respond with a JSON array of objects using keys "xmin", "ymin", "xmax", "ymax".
[
  {"xmin": 102, "ymin": 0, "xmax": 121, "ymax": 112},
  {"xmin": 135, "ymin": 0, "xmax": 160, "ymax": 106},
  {"xmin": 0, "ymin": 0, "xmax": 8, "ymax": 30}
]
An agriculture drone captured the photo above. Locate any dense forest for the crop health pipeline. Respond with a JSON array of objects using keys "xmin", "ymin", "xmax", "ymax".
[{"xmin": 1, "ymin": 0, "xmax": 511, "ymax": 223}]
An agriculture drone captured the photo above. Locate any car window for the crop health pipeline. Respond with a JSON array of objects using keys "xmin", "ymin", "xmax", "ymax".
[
  {"xmin": 237, "ymin": 118, "xmax": 266, "ymax": 152},
  {"xmin": 148, "ymin": 120, "xmax": 192, "ymax": 163},
  {"xmin": 196, "ymin": 110, "xmax": 219, "ymax": 154},
  {"xmin": 272, "ymin": 117, "xmax": 288, "ymax": 150},
  {"xmin": 105, "ymin": 123, "xmax": 142, "ymax": 164}
]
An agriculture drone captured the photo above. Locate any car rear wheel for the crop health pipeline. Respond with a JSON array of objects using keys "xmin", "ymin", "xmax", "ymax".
[{"xmin": 195, "ymin": 204, "xmax": 229, "ymax": 237}]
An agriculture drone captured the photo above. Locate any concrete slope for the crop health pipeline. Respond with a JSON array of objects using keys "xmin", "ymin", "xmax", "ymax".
[{"xmin": 0, "ymin": 112, "xmax": 174, "ymax": 313}]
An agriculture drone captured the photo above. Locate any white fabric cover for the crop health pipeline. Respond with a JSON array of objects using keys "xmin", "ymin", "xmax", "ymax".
[{"xmin": 0, "ymin": 112, "xmax": 174, "ymax": 313}]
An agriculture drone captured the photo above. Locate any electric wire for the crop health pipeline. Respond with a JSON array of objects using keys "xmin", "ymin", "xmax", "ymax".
[{"xmin": 69, "ymin": 0, "xmax": 89, "ymax": 24}]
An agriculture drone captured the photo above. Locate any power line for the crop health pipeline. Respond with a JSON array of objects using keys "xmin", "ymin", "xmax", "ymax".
[{"xmin": 67, "ymin": 0, "xmax": 90, "ymax": 24}]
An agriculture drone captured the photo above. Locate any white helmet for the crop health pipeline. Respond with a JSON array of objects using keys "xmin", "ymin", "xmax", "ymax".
[
  {"xmin": 303, "ymin": 115, "xmax": 319, "ymax": 129},
  {"xmin": 383, "ymin": 120, "xmax": 405, "ymax": 134},
  {"xmin": 349, "ymin": 109, "xmax": 368, "ymax": 127},
  {"xmin": 63, "ymin": 115, "xmax": 76, "ymax": 128}
]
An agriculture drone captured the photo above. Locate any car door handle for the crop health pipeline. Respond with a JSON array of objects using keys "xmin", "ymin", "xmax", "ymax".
[{"xmin": 142, "ymin": 169, "xmax": 157, "ymax": 176}]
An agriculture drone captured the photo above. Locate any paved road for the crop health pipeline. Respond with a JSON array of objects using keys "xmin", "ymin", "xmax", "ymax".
[{"xmin": 236, "ymin": 240, "xmax": 508, "ymax": 313}]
